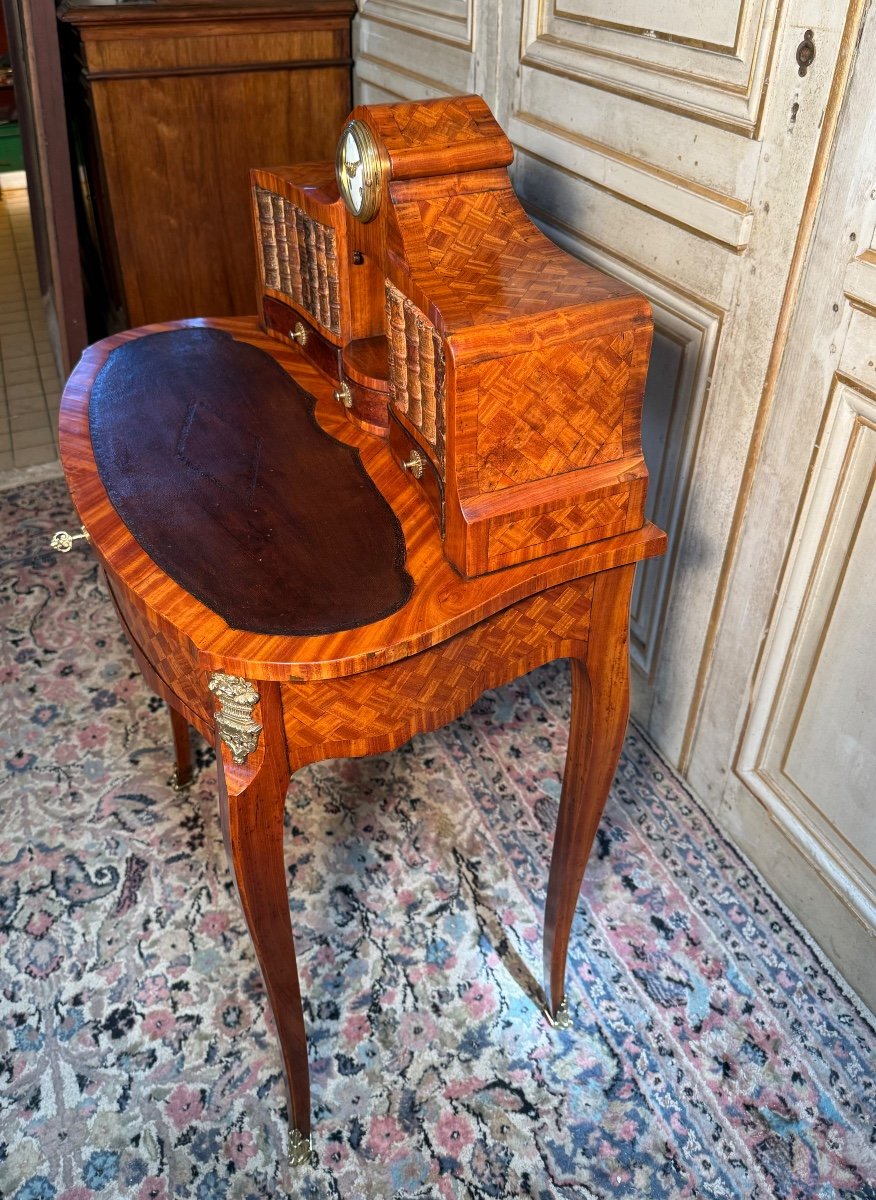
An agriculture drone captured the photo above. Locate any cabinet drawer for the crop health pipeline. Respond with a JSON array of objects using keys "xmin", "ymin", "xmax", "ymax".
[
  {"xmin": 388, "ymin": 413, "xmax": 444, "ymax": 534},
  {"xmin": 81, "ymin": 27, "xmax": 350, "ymax": 77},
  {"xmin": 262, "ymin": 296, "xmax": 342, "ymax": 382}
]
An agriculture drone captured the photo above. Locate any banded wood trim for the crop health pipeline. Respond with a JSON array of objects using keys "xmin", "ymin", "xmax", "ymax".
[
  {"xmin": 103, "ymin": 572, "xmax": 213, "ymax": 727},
  {"xmin": 81, "ymin": 57, "xmax": 353, "ymax": 82},
  {"xmin": 103, "ymin": 575, "xmax": 213, "ymax": 742},
  {"xmin": 57, "ymin": 0, "xmax": 357, "ymax": 29}
]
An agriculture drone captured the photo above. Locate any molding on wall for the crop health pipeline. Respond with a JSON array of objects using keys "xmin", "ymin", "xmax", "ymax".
[
  {"xmin": 358, "ymin": 0, "xmax": 473, "ymax": 49},
  {"xmin": 509, "ymin": 111, "xmax": 753, "ymax": 250},
  {"xmin": 680, "ymin": 0, "xmax": 870, "ymax": 772},
  {"xmin": 519, "ymin": 0, "xmax": 782, "ymax": 137},
  {"xmin": 737, "ymin": 378, "xmax": 876, "ymax": 934},
  {"xmin": 354, "ymin": 6, "xmax": 474, "ymax": 97},
  {"xmin": 354, "ymin": 52, "xmax": 457, "ymax": 100},
  {"xmin": 844, "ymin": 248, "xmax": 876, "ymax": 316},
  {"xmin": 527, "ymin": 206, "xmax": 721, "ymax": 682},
  {"xmin": 713, "ymin": 773, "xmax": 876, "ymax": 1011}
]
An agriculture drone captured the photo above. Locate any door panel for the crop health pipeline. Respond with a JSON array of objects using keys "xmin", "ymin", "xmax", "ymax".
[{"xmin": 696, "ymin": 11, "xmax": 876, "ymax": 1004}]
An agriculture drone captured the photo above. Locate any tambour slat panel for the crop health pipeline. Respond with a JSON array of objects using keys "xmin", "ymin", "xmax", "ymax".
[
  {"xmin": 254, "ymin": 187, "xmax": 340, "ymax": 336},
  {"xmin": 255, "ymin": 189, "xmax": 279, "ymax": 290},
  {"xmin": 385, "ymin": 280, "xmax": 446, "ymax": 462}
]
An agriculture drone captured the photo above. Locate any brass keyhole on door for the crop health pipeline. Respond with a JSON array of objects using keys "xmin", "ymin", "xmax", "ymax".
[{"xmin": 796, "ymin": 29, "xmax": 815, "ymax": 76}]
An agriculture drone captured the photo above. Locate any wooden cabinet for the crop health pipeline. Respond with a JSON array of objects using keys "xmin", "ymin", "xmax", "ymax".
[{"xmin": 58, "ymin": 0, "xmax": 354, "ymax": 335}]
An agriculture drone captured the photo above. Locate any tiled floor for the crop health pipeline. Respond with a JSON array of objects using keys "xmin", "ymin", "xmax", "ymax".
[{"xmin": 0, "ymin": 184, "xmax": 62, "ymax": 470}]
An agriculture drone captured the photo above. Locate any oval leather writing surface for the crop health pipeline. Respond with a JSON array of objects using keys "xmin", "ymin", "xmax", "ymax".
[{"xmin": 89, "ymin": 327, "xmax": 413, "ymax": 635}]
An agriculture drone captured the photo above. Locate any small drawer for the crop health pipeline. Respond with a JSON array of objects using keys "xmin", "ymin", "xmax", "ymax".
[
  {"xmin": 340, "ymin": 336, "xmax": 391, "ymax": 437},
  {"xmin": 261, "ymin": 296, "xmax": 341, "ymax": 382},
  {"xmin": 388, "ymin": 413, "xmax": 444, "ymax": 534},
  {"xmin": 334, "ymin": 376, "xmax": 389, "ymax": 437}
]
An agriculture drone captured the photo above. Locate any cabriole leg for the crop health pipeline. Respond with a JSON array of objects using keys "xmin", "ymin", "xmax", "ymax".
[
  {"xmin": 168, "ymin": 706, "xmax": 194, "ymax": 791},
  {"xmin": 212, "ymin": 676, "xmax": 312, "ymax": 1165},
  {"xmin": 543, "ymin": 565, "xmax": 635, "ymax": 1026}
]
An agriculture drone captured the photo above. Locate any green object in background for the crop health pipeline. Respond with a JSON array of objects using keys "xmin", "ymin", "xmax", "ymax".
[{"xmin": 0, "ymin": 123, "xmax": 25, "ymax": 173}]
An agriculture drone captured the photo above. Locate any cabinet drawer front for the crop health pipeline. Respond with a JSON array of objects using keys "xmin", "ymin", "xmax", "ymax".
[
  {"xmin": 388, "ymin": 413, "xmax": 445, "ymax": 534},
  {"xmin": 81, "ymin": 28, "xmax": 351, "ymax": 77}
]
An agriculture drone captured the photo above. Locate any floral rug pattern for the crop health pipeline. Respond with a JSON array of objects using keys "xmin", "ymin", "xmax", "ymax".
[{"xmin": 0, "ymin": 476, "xmax": 874, "ymax": 1200}]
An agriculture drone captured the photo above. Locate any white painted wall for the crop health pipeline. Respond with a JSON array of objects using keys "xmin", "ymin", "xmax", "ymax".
[{"xmin": 352, "ymin": 0, "xmax": 875, "ymax": 1006}]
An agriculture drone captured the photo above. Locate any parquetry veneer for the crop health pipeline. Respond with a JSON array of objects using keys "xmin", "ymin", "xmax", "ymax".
[{"xmin": 54, "ymin": 95, "xmax": 666, "ymax": 1166}]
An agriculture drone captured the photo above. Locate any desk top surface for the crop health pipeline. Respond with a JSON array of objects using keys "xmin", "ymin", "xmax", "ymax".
[
  {"xmin": 88, "ymin": 325, "xmax": 413, "ymax": 636},
  {"xmin": 60, "ymin": 318, "xmax": 666, "ymax": 682}
]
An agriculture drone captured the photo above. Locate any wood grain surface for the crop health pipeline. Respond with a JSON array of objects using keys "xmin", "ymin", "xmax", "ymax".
[
  {"xmin": 58, "ymin": 0, "xmax": 355, "ymax": 328},
  {"xmin": 57, "ymin": 95, "xmax": 668, "ymax": 1142},
  {"xmin": 60, "ymin": 318, "xmax": 665, "ymax": 683},
  {"xmin": 253, "ymin": 95, "xmax": 656, "ymax": 578},
  {"xmin": 58, "ymin": 313, "xmax": 665, "ymax": 1143}
]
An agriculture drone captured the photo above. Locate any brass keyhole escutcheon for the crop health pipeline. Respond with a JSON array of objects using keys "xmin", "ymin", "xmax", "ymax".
[{"xmin": 796, "ymin": 29, "xmax": 815, "ymax": 76}]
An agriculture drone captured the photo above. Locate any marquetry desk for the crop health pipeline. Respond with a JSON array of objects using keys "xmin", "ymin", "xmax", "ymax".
[{"xmin": 54, "ymin": 315, "xmax": 665, "ymax": 1164}]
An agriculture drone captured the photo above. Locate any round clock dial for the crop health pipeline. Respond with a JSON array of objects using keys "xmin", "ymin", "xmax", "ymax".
[{"xmin": 335, "ymin": 120, "xmax": 383, "ymax": 223}]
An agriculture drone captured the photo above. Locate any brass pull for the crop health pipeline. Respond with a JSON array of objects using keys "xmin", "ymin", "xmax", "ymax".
[
  {"xmin": 290, "ymin": 322, "xmax": 308, "ymax": 346},
  {"xmin": 51, "ymin": 527, "xmax": 90, "ymax": 553},
  {"xmin": 401, "ymin": 449, "xmax": 424, "ymax": 479},
  {"xmin": 333, "ymin": 382, "xmax": 353, "ymax": 409}
]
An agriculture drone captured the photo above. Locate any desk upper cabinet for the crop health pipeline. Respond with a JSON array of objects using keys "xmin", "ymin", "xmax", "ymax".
[
  {"xmin": 57, "ymin": 0, "xmax": 355, "ymax": 336},
  {"xmin": 252, "ymin": 95, "xmax": 653, "ymax": 578}
]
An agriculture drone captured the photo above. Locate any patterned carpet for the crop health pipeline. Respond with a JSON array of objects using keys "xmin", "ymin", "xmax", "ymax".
[{"xmin": 1, "ymin": 474, "xmax": 874, "ymax": 1200}]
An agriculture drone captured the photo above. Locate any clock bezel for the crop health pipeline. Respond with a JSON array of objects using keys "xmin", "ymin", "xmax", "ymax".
[{"xmin": 335, "ymin": 119, "xmax": 384, "ymax": 224}]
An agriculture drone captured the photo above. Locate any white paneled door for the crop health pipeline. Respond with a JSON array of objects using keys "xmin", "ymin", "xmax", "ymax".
[{"xmin": 695, "ymin": 8, "xmax": 876, "ymax": 1006}]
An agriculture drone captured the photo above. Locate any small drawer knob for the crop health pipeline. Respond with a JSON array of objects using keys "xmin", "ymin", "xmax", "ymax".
[
  {"xmin": 401, "ymin": 449, "xmax": 424, "ymax": 479},
  {"xmin": 290, "ymin": 322, "xmax": 309, "ymax": 346},
  {"xmin": 51, "ymin": 527, "xmax": 90, "ymax": 553},
  {"xmin": 333, "ymin": 382, "xmax": 353, "ymax": 409}
]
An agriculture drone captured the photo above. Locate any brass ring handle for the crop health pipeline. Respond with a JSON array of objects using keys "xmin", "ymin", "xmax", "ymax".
[
  {"xmin": 333, "ymin": 382, "xmax": 353, "ymax": 409},
  {"xmin": 401, "ymin": 450, "xmax": 424, "ymax": 479},
  {"xmin": 51, "ymin": 527, "xmax": 90, "ymax": 553},
  {"xmin": 290, "ymin": 322, "xmax": 308, "ymax": 346}
]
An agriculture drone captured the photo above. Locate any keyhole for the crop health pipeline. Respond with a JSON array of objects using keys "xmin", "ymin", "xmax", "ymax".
[{"xmin": 796, "ymin": 30, "xmax": 815, "ymax": 76}]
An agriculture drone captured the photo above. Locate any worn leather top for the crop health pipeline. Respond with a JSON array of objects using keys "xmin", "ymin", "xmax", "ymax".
[{"xmin": 89, "ymin": 327, "xmax": 412, "ymax": 635}]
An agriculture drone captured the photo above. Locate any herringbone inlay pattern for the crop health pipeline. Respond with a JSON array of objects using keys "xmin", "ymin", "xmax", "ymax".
[
  {"xmin": 387, "ymin": 97, "xmax": 485, "ymax": 148},
  {"xmin": 416, "ymin": 191, "xmax": 612, "ymax": 324},
  {"xmin": 476, "ymin": 333, "xmax": 633, "ymax": 492},
  {"xmin": 282, "ymin": 581, "xmax": 593, "ymax": 755},
  {"xmin": 488, "ymin": 495, "xmax": 631, "ymax": 557},
  {"xmin": 109, "ymin": 584, "xmax": 211, "ymax": 724}
]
